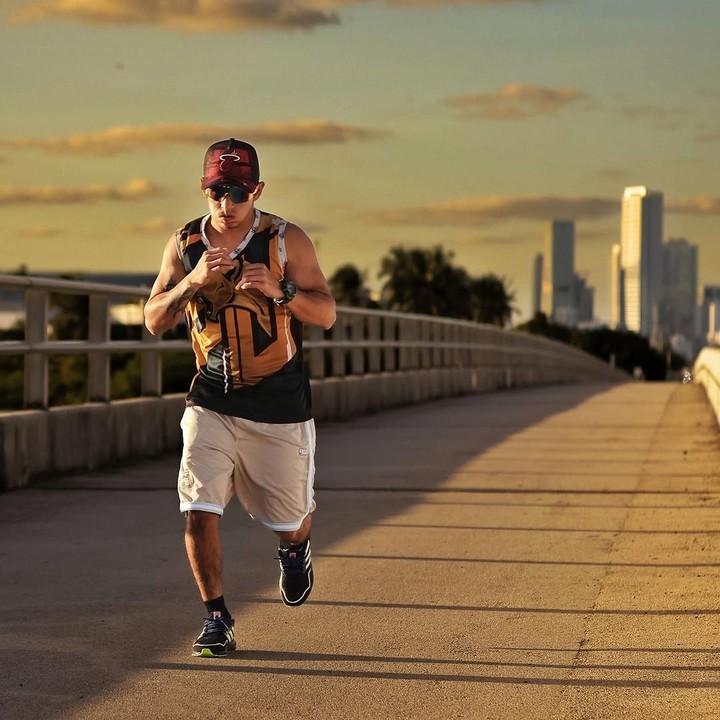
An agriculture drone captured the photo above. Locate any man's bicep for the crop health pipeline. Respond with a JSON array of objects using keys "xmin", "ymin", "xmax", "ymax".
[
  {"xmin": 148, "ymin": 237, "xmax": 186, "ymax": 299},
  {"xmin": 285, "ymin": 227, "xmax": 330, "ymax": 293}
]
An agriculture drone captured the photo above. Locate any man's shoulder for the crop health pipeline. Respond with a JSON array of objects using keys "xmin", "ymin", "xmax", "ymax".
[
  {"xmin": 258, "ymin": 211, "xmax": 307, "ymax": 240},
  {"xmin": 177, "ymin": 215, "xmax": 207, "ymax": 237}
]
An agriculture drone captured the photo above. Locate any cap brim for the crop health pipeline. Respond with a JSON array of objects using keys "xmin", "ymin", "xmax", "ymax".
[{"xmin": 201, "ymin": 177, "xmax": 259, "ymax": 192}]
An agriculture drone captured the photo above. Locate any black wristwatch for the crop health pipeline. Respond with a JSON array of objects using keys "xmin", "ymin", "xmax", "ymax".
[{"xmin": 274, "ymin": 278, "xmax": 298, "ymax": 306}]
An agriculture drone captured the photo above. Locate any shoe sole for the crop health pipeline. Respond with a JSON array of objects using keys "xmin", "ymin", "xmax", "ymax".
[{"xmin": 192, "ymin": 644, "xmax": 237, "ymax": 658}]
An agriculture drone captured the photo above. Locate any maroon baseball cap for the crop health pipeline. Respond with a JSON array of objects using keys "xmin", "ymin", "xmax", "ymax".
[{"xmin": 200, "ymin": 138, "xmax": 260, "ymax": 192}]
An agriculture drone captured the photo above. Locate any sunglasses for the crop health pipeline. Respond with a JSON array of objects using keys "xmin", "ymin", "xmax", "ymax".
[{"xmin": 204, "ymin": 184, "xmax": 254, "ymax": 203}]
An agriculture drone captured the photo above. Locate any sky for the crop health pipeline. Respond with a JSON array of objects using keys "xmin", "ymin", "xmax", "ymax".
[{"xmin": 0, "ymin": 0, "xmax": 718, "ymax": 324}]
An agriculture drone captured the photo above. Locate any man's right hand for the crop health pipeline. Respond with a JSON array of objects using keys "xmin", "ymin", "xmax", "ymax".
[{"xmin": 188, "ymin": 247, "xmax": 236, "ymax": 288}]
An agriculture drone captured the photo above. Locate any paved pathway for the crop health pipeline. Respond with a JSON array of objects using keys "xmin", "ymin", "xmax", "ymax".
[{"xmin": 2, "ymin": 381, "xmax": 720, "ymax": 719}]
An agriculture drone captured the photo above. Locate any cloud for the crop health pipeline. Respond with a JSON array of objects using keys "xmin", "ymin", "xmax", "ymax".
[
  {"xmin": 616, "ymin": 103, "xmax": 689, "ymax": 119},
  {"xmin": 389, "ymin": 0, "xmax": 547, "ymax": 4},
  {"xmin": 697, "ymin": 87, "xmax": 720, "ymax": 100},
  {"xmin": 0, "ymin": 121, "xmax": 392, "ymax": 156},
  {"xmin": 16, "ymin": 225, "xmax": 64, "ymax": 238},
  {"xmin": 120, "ymin": 216, "xmax": 178, "ymax": 234},
  {"xmin": 366, "ymin": 193, "xmax": 720, "ymax": 227},
  {"xmin": 6, "ymin": 0, "xmax": 341, "ymax": 31},
  {"xmin": 5, "ymin": 0, "xmax": 553, "ymax": 31},
  {"xmin": 449, "ymin": 231, "xmax": 528, "ymax": 246},
  {"xmin": 0, "ymin": 178, "xmax": 161, "ymax": 205},
  {"xmin": 667, "ymin": 196, "xmax": 720, "ymax": 215},
  {"xmin": 367, "ymin": 194, "xmax": 619, "ymax": 226},
  {"xmin": 441, "ymin": 83, "xmax": 585, "ymax": 120},
  {"xmin": 696, "ymin": 130, "xmax": 720, "ymax": 143}
]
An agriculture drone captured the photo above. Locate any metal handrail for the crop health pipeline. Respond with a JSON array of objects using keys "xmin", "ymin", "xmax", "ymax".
[{"xmin": 0, "ymin": 272, "xmax": 619, "ymax": 409}]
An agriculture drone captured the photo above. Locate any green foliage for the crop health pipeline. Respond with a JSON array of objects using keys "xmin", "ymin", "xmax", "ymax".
[
  {"xmin": 48, "ymin": 355, "xmax": 88, "ymax": 405},
  {"xmin": 378, "ymin": 245, "xmax": 516, "ymax": 326},
  {"xmin": 50, "ymin": 275, "xmax": 88, "ymax": 341},
  {"xmin": 515, "ymin": 312, "xmax": 680, "ymax": 381},
  {"xmin": 469, "ymin": 274, "xmax": 516, "ymax": 327},
  {"xmin": 0, "ymin": 354, "xmax": 23, "ymax": 409},
  {"xmin": 328, "ymin": 264, "xmax": 375, "ymax": 308}
]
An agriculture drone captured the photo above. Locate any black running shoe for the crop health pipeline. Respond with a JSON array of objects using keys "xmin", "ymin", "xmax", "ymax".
[
  {"xmin": 277, "ymin": 539, "xmax": 314, "ymax": 607},
  {"xmin": 192, "ymin": 612, "xmax": 236, "ymax": 658}
]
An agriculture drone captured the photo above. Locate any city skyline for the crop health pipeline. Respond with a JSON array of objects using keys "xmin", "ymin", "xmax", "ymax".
[
  {"xmin": 620, "ymin": 185, "xmax": 664, "ymax": 338},
  {"xmin": 1, "ymin": 0, "xmax": 719, "ymax": 324}
]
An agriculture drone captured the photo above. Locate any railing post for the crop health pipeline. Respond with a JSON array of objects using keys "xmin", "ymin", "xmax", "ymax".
[
  {"xmin": 399, "ymin": 318, "xmax": 410, "ymax": 370},
  {"xmin": 24, "ymin": 288, "xmax": 48, "ymax": 409},
  {"xmin": 87, "ymin": 294, "xmax": 110, "ymax": 402},
  {"xmin": 420, "ymin": 320, "xmax": 431, "ymax": 369},
  {"xmin": 451, "ymin": 325, "xmax": 460, "ymax": 367},
  {"xmin": 462, "ymin": 325, "xmax": 471, "ymax": 367},
  {"xmin": 331, "ymin": 313, "xmax": 345, "ymax": 377},
  {"xmin": 442, "ymin": 323, "xmax": 453, "ymax": 368},
  {"xmin": 367, "ymin": 314, "xmax": 381, "ymax": 373},
  {"xmin": 351, "ymin": 314, "xmax": 364, "ymax": 375},
  {"xmin": 383, "ymin": 316, "xmax": 397, "ymax": 372},
  {"xmin": 308, "ymin": 325, "xmax": 325, "ymax": 379},
  {"xmin": 431, "ymin": 321, "xmax": 443, "ymax": 368}
]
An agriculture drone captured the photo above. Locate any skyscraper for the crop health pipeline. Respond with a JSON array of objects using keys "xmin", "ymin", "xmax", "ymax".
[
  {"xmin": 609, "ymin": 243, "xmax": 624, "ymax": 329},
  {"xmin": 620, "ymin": 186, "xmax": 663, "ymax": 339},
  {"xmin": 573, "ymin": 274, "xmax": 594, "ymax": 324},
  {"xmin": 662, "ymin": 238, "xmax": 698, "ymax": 343},
  {"xmin": 541, "ymin": 220, "xmax": 575, "ymax": 324},
  {"xmin": 532, "ymin": 253, "xmax": 543, "ymax": 316}
]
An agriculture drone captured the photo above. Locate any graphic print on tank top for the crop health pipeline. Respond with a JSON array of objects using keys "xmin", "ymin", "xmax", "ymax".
[{"xmin": 177, "ymin": 211, "xmax": 298, "ymax": 390}]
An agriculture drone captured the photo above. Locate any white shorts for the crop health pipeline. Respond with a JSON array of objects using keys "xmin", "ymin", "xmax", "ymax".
[{"xmin": 177, "ymin": 405, "xmax": 316, "ymax": 531}]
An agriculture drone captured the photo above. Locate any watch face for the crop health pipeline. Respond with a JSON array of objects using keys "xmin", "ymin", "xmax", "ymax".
[{"xmin": 285, "ymin": 280, "xmax": 297, "ymax": 296}]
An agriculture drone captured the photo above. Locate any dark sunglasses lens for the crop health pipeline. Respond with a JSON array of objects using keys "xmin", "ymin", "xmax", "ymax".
[
  {"xmin": 207, "ymin": 185, "xmax": 250, "ymax": 203},
  {"xmin": 228, "ymin": 187, "xmax": 250, "ymax": 203}
]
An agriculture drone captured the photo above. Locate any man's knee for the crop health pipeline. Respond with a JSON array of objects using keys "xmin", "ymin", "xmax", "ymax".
[
  {"xmin": 278, "ymin": 529, "xmax": 306, "ymax": 545},
  {"xmin": 277, "ymin": 516, "xmax": 312, "ymax": 546},
  {"xmin": 185, "ymin": 510, "xmax": 220, "ymax": 535}
]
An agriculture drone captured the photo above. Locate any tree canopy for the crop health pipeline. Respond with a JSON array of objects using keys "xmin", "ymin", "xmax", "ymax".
[{"xmin": 377, "ymin": 245, "xmax": 516, "ymax": 327}]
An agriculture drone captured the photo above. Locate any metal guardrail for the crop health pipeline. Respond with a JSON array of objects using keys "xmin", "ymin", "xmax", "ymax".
[
  {"xmin": 693, "ymin": 346, "xmax": 720, "ymax": 427},
  {"xmin": 0, "ymin": 273, "xmax": 613, "ymax": 410}
]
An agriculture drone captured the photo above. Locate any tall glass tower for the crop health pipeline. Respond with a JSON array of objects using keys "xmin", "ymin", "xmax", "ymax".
[
  {"xmin": 541, "ymin": 220, "xmax": 575, "ymax": 324},
  {"xmin": 610, "ymin": 243, "xmax": 624, "ymax": 329},
  {"xmin": 620, "ymin": 186, "xmax": 663, "ymax": 338},
  {"xmin": 662, "ymin": 238, "xmax": 698, "ymax": 342}
]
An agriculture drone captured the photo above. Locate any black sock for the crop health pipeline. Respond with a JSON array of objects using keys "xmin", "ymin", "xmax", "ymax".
[
  {"xmin": 280, "ymin": 537, "xmax": 308, "ymax": 551},
  {"xmin": 204, "ymin": 595, "xmax": 230, "ymax": 618}
]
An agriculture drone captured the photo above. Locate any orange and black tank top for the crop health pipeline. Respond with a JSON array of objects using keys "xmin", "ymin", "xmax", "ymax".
[{"xmin": 176, "ymin": 210, "xmax": 311, "ymax": 423}]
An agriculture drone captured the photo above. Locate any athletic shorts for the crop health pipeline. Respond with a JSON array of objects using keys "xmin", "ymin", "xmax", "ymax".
[{"xmin": 177, "ymin": 405, "xmax": 316, "ymax": 531}]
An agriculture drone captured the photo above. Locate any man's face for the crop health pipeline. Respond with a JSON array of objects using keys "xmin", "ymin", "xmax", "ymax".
[{"xmin": 204, "ymin": 182, "xmax": 264, "ymax": 231}]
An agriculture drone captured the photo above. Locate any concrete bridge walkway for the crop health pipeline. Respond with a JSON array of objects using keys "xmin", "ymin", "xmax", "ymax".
[{"xmin": 2, "ymin": 381, "xmax": 720, "ymax": 719}]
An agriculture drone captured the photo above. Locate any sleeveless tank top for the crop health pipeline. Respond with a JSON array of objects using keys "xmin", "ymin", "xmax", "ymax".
[{"xmin": 175, "ymin": 210, "xmax": 311, "ymax": 423}]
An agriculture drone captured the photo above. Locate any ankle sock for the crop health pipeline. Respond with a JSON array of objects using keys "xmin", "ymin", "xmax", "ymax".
[
  {"xmin": 280, "ymin": 537, "xmax": 309, "ymax": 551},
  {"xmin": 204, "ymin": 595, "xmax": 230, "ymax": 618}
]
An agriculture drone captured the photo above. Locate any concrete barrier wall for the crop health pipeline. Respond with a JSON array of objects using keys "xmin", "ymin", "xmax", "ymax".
[
  {"xmin": 0, "ymin": 348, "xmax": 625, "ymax": 492},
  {"xmin": 694, "ymin": 347, "xmax": 720, "ymax": 427}
]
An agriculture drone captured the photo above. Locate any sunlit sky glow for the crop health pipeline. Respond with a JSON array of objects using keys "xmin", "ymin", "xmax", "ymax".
[{"xmin": 1, "ymin": 0, "xmax": 718, "ymax": 322}]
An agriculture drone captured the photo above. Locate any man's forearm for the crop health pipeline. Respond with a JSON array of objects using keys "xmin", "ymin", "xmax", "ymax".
[
  {"xmin": 286, "ymin": 289, "xmax": 336, "ymax": 330},
  {"xmin": 144, "ymin": 276, "xmax": 197, "ymax": 335}
]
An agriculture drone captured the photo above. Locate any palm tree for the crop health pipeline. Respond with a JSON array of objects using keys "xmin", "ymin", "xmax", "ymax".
[
  {"xmin": 328, "ymin": 264, "xmax": 372, "ymax": 307},
  {"xmin": 378, "ymin": 245, "xmax": 472, "ymax": 318},
  {"xmin": 469, "ymin": 274, "xmax": 516, "ymax": 328}
]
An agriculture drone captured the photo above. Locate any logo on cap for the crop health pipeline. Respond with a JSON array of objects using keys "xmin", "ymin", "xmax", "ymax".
[{"xmin": 219, "ymin": 153, "xmax": 243, "ymax": 172}]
